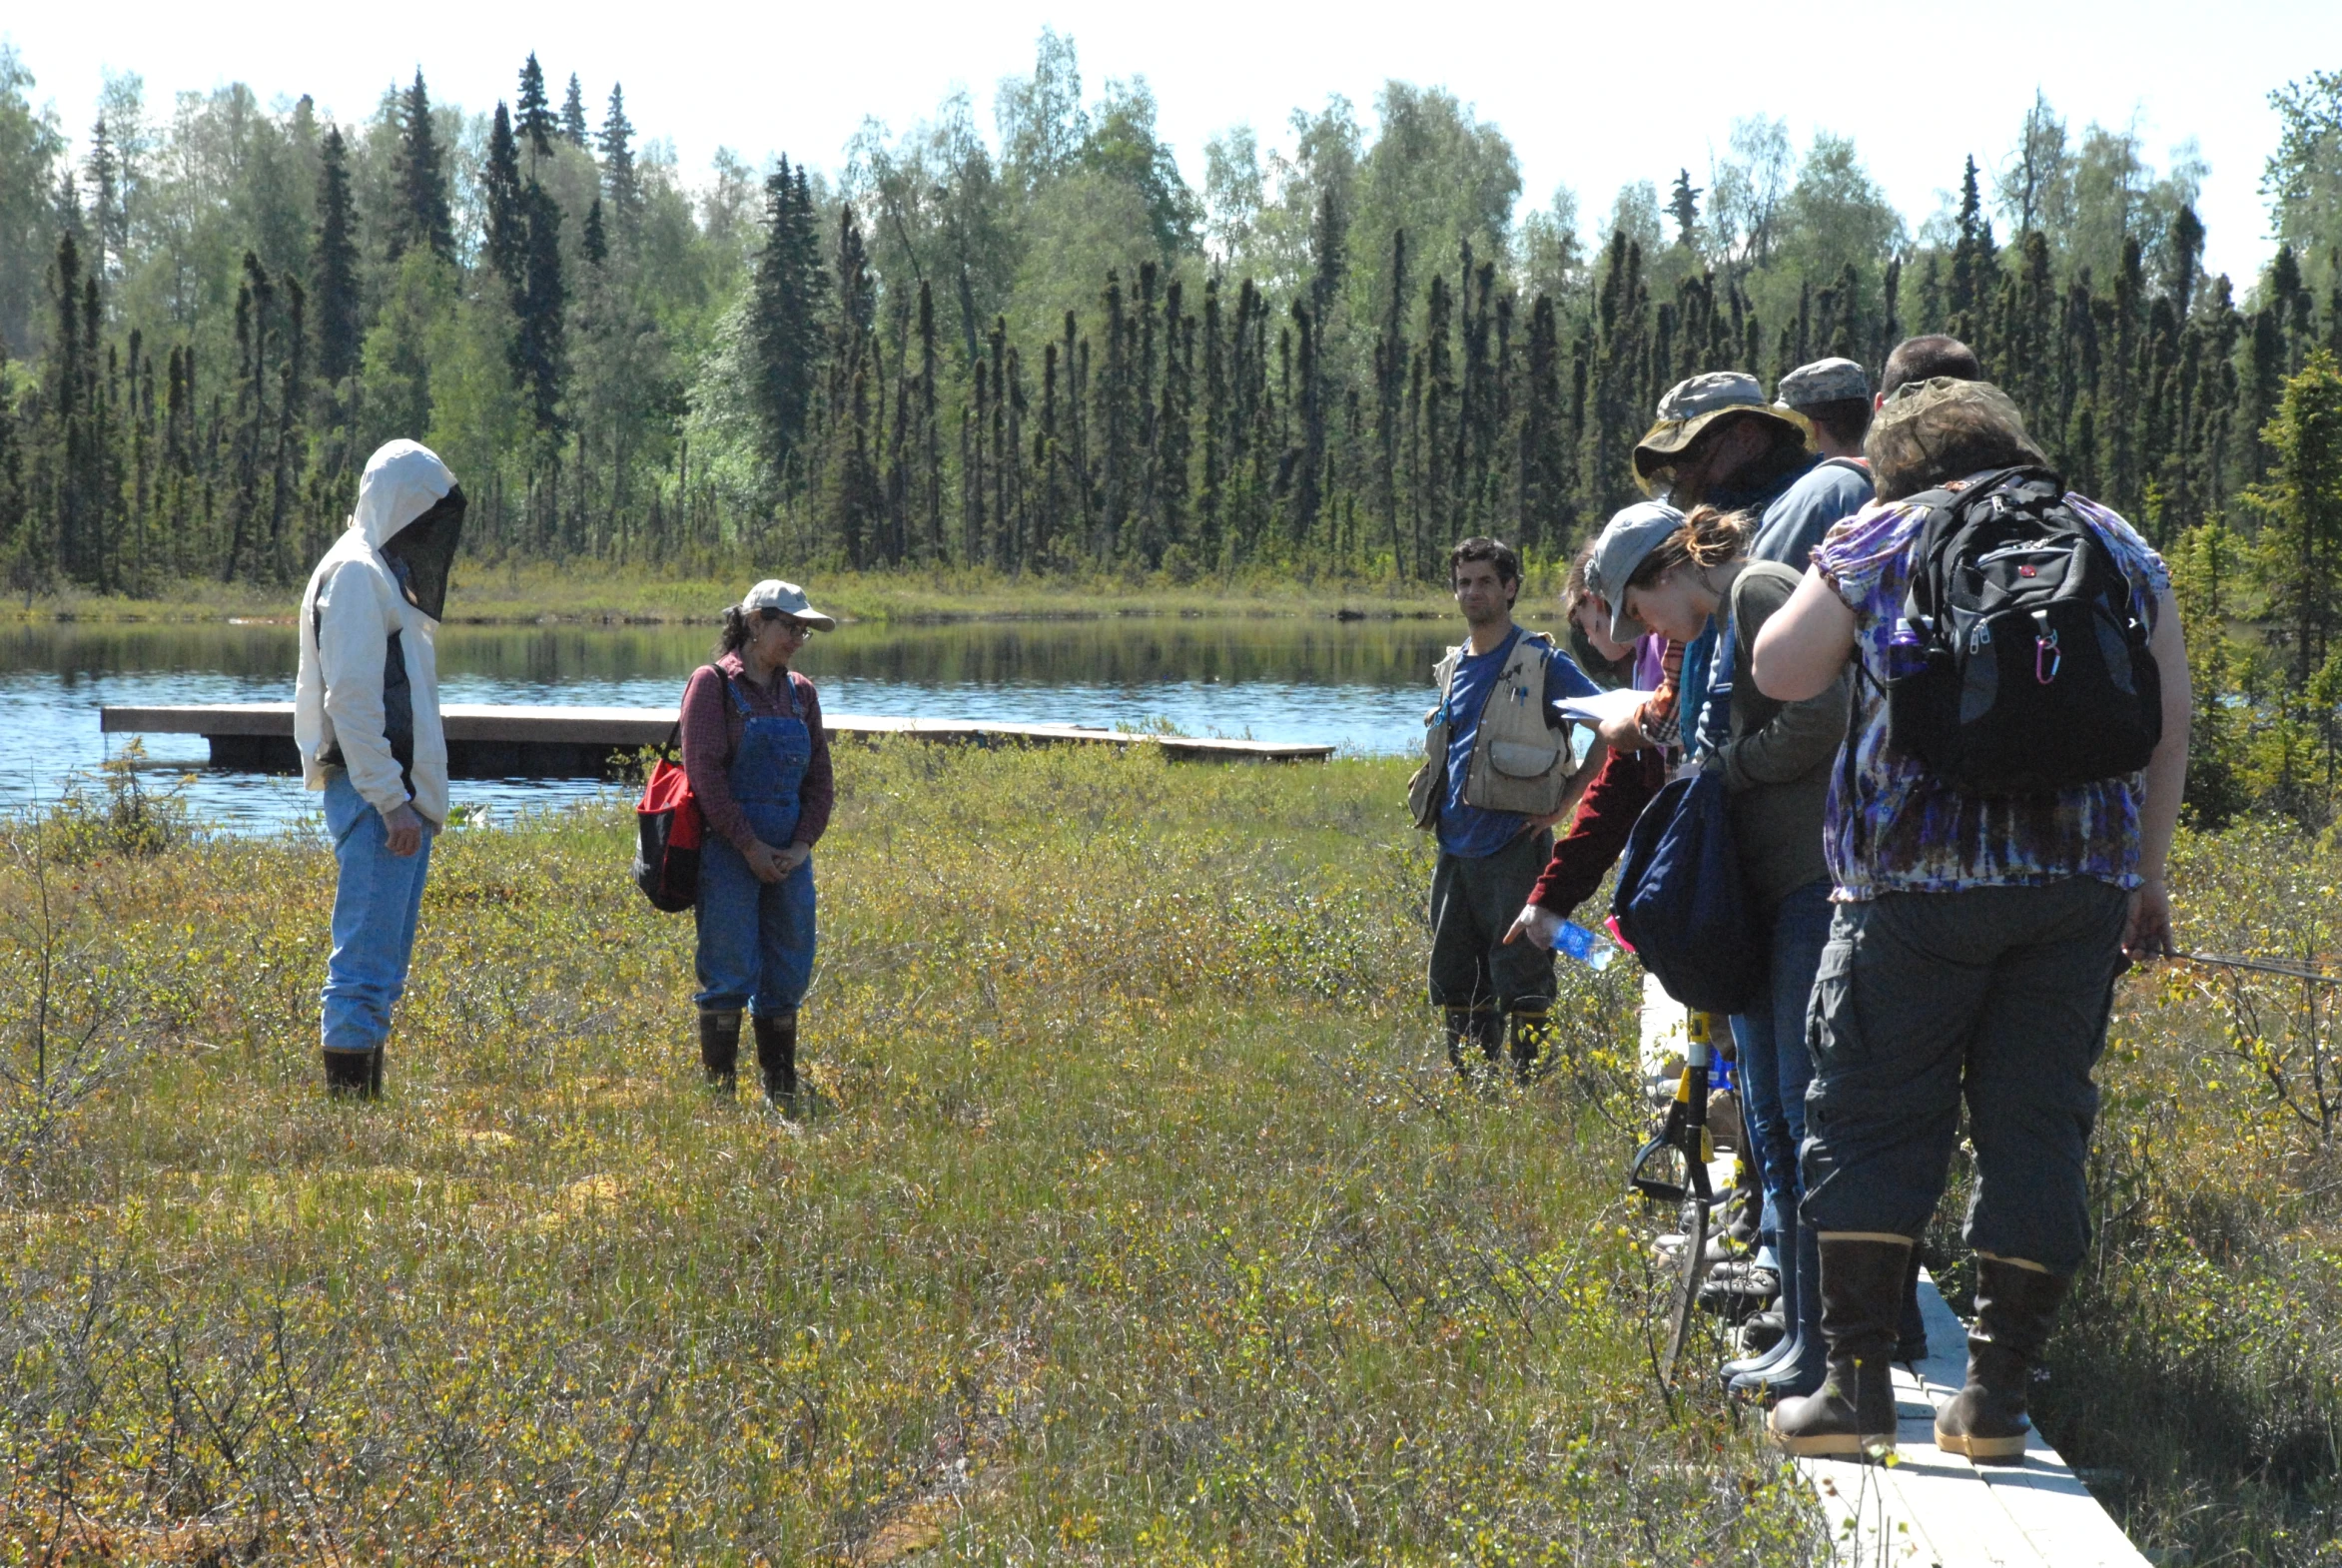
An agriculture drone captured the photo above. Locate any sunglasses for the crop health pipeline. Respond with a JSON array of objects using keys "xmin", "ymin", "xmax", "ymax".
[{"xmin": 755, "ymin": 609, "xmax": 817, "ymax": 638}]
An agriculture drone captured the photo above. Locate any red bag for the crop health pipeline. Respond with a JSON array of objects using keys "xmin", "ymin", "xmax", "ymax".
[{"xmin": 633, "ymin": 742, "xmax": 703, "ymax": 913}]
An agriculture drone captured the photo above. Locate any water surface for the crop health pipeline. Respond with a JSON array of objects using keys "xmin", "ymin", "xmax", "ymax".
[{"xmin": 3, "ymin": 615, "xmax": 1506, "ymax": 831}]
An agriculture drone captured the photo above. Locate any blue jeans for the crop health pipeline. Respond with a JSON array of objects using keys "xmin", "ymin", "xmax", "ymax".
[
  {"xmin": 694, "ymin": 832, "xmax": 817, "ymax": 1016},
  {"xmin": 321, "ymin": 772, "xmax": 434, "ymax": 1054},
  {"xmin": 1730, "ymin": 878, "xmax": 1835, "ymax": 1235}
]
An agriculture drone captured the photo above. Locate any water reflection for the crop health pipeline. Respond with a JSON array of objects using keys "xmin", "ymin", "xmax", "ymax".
[{"xmin": 3, "ymin": 614, "xmax": 1524, "ymax": 832}]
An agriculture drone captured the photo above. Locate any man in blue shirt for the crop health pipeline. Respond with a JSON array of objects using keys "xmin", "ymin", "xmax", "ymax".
[{"xmin": 1412, "ymin": 537, "xmax": 1607, "ymax": 1080}]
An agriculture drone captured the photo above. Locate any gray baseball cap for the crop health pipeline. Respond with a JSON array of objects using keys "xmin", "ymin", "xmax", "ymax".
[
  {"xmin": 1584, "ymin": 501, "xmax": 1686, "ymax": 642},
  {"xmin": 741, "ymin": 578, "xmax": 838, "ymax": 630},
  {"xmin": 1776, "ymin": 356, "xmax": 1872, "ymax": 409}
]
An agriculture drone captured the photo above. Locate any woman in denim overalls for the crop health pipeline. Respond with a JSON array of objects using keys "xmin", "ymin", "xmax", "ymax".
[{"xmin": 680, "ymin": 580, "xmax": 837, "ymax": 1111}]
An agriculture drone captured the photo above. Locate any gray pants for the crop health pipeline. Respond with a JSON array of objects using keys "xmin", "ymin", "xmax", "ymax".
[
  {"xmin": 1801, "ymin": 877, "xmax": 2128, "ymax": 1274},
  {"xmin": 1426, "ymin": 829, "xmax": 1556, "ymax": 1013}
]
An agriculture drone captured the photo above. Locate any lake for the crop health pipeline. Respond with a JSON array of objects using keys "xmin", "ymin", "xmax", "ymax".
[{"xmin": 2, "ymin": 614, "xmax": 1508, "ymax": 832}]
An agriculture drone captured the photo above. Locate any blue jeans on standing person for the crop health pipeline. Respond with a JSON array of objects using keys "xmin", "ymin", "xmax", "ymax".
[
  {"xmin": 1733, "ymin": 878, "xmax": 1835, "ymax": 1232},
  {"xmin": 321, "ymin": 771, "xmax": 434, "ymax": 1055}
]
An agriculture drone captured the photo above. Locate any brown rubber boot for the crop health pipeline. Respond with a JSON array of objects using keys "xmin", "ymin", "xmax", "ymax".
[
  {"xmin": 1934, "ymin": 1256, "xmax": 2072, "ymax": 1464},
  {"xmin": 753, "ymin": 1012, "xmax": 799, "ymax": 1113},
  {"xmin": 699, "ymin": 1008, "xmax": 742, "ymax": 1094},
  {"xmin": 1770, "ymin": 1234, "xmax": 1912, "ymax": 1458}
]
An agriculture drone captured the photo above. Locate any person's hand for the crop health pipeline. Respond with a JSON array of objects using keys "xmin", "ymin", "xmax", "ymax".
[
  {"xmin": 745, "ymin": 841, "xmax": 789, "ymax": 884},
  {"xmin": 1521, "ymin": 808, "xmax": 1569, "ymax": 835},
  {"xmin": 1504, "ymin": 903, "xmax": 1562, "ymax": 949},
  {"xmin": 382, "ymin": 803, "xmax": 423, "ymax": 858},
  {"xmin": 776, "ymin": 842, "xmax": 812, "ymax": 876},
  {"xmin": 1597, "ymin": 707, "xmax": 1654, "ymax": 752},
  {"xmin": 2123, "ymin": 877, "xmax": 2174, "ymax": 962}
]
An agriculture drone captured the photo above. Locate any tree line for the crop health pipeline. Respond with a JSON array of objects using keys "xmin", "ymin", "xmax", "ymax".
[{"xmin": 0, "ymin": 48, "xmax": 2338, "ymax": 659}]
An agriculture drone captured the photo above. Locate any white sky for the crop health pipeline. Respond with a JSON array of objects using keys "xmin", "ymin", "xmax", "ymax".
[{"xmin": 9, "ymin": 1, "xmax": 2339, "ymax": 288}]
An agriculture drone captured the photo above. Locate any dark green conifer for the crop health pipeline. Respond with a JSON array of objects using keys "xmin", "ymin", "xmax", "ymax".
[
  {"xmin": 516, "ymin": 54, "xmax": 555, "ymax": 163},
  {"xmin": 560, "ymin": 74, "xmax": 589, "ymax": 148},
  {"xmin": 311, "ymin": 126, "xmax": 361, "ymax": 389},
  {"xmin": 484, "ymin": 104, "xmax": 526, "ymax": 284},
  {"xmin": 391, "ymin": 71, "xmax": 455, "ymax": 263}
]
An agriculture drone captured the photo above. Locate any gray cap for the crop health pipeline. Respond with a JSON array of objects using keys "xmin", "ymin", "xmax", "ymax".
[
  {"xmin": 741, "ymin": 578, "xmax": 838, "ymax": 631},
  {"xmin": 1584, "ymin": 501, "xmax": 1686, "ymax": 642},
  {"xmin": 1776, "ymin": 357, "xmax": 1872, "ymax": 409}
]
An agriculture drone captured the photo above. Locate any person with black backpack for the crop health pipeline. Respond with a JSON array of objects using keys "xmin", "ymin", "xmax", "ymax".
[
  {"xmin": 678, "ymin": 580, "xmax": 838, "ymax": 1112},
  {"xmin": 1750, "ymin": 378, "xmax": 2189, "ymax": 1462}
]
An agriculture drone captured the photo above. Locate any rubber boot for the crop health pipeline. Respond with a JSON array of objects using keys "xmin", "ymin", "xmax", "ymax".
[
  {"xmin": 1507, "ymin": 1002, "xmax": 1554, "ymax": 1083},
  {"xmin": 1725, "ymin": 1210, "xmax": 1799, "ymax": 1385},
  {"xmin": 754, "ymin": 1012, "xmax": 799, "ymax": 1113},
  {"xmin": 323, "ymin": 1049, "xmax": 377, "ymax": 1102},
  {"xmin": 1897, "ymin": 1247, "xmax": 1930, "ymax": 1362},
  {"xmin": 1933, "ymin": 1257, "xmax": 2071, "ymax": 1464},
  {"xmin": 1442, "ymin": 1007, "xmax": 1499, "ymax": 1078},
  {"xmin": 699, "ymin": 1008, "xmax": 742, "ymax": 1094},
  {"xmin": 1769, "ymin": 1234, "xmax": 1911, "ymax": 1457},
  {"xmin": 1744, "ymin": 1207, "xmax": 1826, "ymax": 1398},
  {"xmin": 367, "ymin": 1045, "xmax": 386, "ymax": 1100}
]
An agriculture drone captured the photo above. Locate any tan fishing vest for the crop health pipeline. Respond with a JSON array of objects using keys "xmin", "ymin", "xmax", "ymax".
[{"xmin": 1406, "ymin": 629, "xmax": 1575, "ymax": 830}]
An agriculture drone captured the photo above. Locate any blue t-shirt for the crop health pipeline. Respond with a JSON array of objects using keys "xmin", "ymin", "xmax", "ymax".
[{"xmin": 1436, "ymin": 626, "xmax": 1601, "ymax": 858}]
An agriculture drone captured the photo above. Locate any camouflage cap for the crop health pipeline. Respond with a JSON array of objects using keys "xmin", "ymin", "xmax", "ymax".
[
  {"xmin": 1584, "ymin": 500, "xmax": 1687, "ymax": 643},
  {"xmin": 1775, "ymin": 356, "xmax": 1871, "ymax": 409},
  {"xmin": 1631, "ymin": 371, "xmax": 1812, "ymax": 495}
]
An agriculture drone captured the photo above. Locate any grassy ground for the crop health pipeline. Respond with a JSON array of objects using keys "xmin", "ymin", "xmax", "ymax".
[
  {"xmin": 0, "ymin": 747, "xmax": 1822, "ymax": 1564},
  {"xmin": 11, "ymin": 561, "xmax": 1484, "ymax": 628}
]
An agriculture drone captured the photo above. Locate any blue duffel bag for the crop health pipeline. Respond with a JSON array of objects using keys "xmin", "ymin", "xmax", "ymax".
[{"xmin": 1609, "ymin": 767, "xmax": 1767, "ymax": 1014}]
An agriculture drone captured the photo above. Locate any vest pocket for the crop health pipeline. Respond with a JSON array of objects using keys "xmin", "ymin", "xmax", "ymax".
[{"xmin": 1486, "ymin": 739, "xmax": 1562, "ymax": 778}]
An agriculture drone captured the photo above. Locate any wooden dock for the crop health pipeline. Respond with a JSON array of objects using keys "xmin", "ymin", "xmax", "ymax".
[
  {"xmin": 98, "ymin": 702, "xmax": 1334, "ymax": 774},
  {"xmin": 1799, "ymin": 1272, "xmax": 2149, "ymax": 1567}
]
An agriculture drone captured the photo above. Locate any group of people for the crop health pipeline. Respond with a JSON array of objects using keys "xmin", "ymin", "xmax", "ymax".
[
  {"xmin": 1412, "ymin": 337, "xmax": 2186, "ymax": 1463},
  {"xmin": 295, "ymin": 328, "xmax": 2185, "ymax": 1469},
  {"xmin": 294, "ymin": 440, "xmax": 835, "ymax": 1115}
]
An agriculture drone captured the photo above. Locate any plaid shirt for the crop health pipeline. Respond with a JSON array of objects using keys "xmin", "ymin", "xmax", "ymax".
[{"xmin": 1812, "ymin": 483, "xmax": 2170, "ymax": 901}]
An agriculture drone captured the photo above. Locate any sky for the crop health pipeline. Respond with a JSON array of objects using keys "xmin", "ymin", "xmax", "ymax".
[{"xmin": 8, "ymin": 1, "xmax": 2339, "ymax": 288}]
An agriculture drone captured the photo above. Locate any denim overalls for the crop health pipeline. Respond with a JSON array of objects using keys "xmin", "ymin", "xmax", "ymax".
[{"xmin": 693, "ymin": 671, "xmax": 818, "ymax": 1017}]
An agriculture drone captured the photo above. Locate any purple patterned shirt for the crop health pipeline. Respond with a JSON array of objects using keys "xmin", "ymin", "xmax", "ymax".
[{"xmin": 1812, "ymin": 481, "xmax": 2170, "ymax": 901}]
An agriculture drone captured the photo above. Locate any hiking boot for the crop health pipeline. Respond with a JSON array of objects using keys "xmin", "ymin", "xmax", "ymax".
[
  {"xmin": 699, "ymin": 1008, "xmax": 742, "ymax": 1094},
  {"xmin": 1701, "ymin": 1258, "xmax": 1779, "ymax": 1304},
  {"xmin": 1769, "ymin": 1235, "xmax": 1911, "ymax": 1457},
  {"xmin": 754, "ymin": 1012, "xmax": 799, "ymax": 1113},
  {"xmin": 324, "ymin": 1049, "xmax": 378, "ymax": 1102},
  {"xmin": 1507, "ymin": 1003, "xmax": 1554, "ymax": 1082},
  {"xmin": 1934, "ymin": 1257, "xmax": 2071, "ymax": 1465}
]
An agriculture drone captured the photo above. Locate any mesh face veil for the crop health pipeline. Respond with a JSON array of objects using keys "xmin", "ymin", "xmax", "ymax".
[{"xmin": 379, "ymin": 484, "xmax": 466, "ymax": 621}]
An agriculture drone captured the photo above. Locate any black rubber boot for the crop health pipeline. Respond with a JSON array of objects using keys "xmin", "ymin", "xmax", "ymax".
[
  {"xmin": 324, "ymin": 1050, "xmax": 378, "ymax": 1101},
  {"xmin": 1897, "ymin": 1246, "xmax": 1930, "ymax": 1361},
  {"xmin": 1934, "ymin": 1257, "xmax": 2072, "ymax": 1464},
  {"xmin": 699, "ymin": 1008, "xmax": 742, "ymax": 1094},
  {"xmin": 753, "ymin": 1012, "xmax": 799, "ymax": 1113},
  {"xmin": 1769, "ymin": 1235, "xmax": 1912, "ymax": 1457},
  {"xmin": 367, "ymin": 1045, "xmax": 386, "ymax": 1099},
  {"xmin": 1507, "ymin": 1002, "xmax": 1554, "ymax": 1082},
  {"xmin": 1442, "ymin": 1007, "xmax": 1498, "ymax": 1077}
]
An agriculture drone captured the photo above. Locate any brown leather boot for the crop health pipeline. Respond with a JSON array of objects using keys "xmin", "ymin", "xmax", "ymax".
[
  {"xmin": 698, "ymin": 1008, "xmax": 742, "ymax": 1094},
  {"xmin": 1770, "ymin": 1234, "xmax": 1912, "ymax": 1458},
  {"xmin": 753, "ymin": 1012, "xmax": 798, "ymax": 1113},
  {"xmin": 1934, "ymin": 1256, "xmax": 2072, "ymax": 1464}
]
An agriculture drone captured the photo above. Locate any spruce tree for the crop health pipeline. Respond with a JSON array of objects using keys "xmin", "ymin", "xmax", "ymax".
[
  {"xmin": 484, "ymin": 104, "xmax": 526, "ymax": 284},
  {"xmin": 392, "ymin": 71, "xmax": 455, "ymax": 263},
  {"xmin": 312, "ymin": 126, "xmax": 361, "ymax": 389},
  {"xmin": 599, "ymin": 85, "xmax": 639, "ymax": 230},
  {"xmin": 2251, "ymin": 350, "xmax": 2342, "ymax": 691},
  {"xmin": 560, "ymin": 75, "xmax": 589, "ymax": 147},
  {"xmin": 516, "ymin": 53, "xmax": 555, "ymax": 164},
  {"xmin": 746, "ymin": 157, "xmax": 825, "ymax": 485},
  {"xmin": 582, "ymin": 199, "xmax": 607, "ymax": 267},
  {"xmin": 514, "ymin": 182, "xmax": 568, "ymax": 433}
]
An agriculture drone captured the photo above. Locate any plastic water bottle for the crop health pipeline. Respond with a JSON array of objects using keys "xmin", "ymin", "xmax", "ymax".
[{"xmin": 1553, "ymin": 920, "xmax": 1616, "ymax": 970}]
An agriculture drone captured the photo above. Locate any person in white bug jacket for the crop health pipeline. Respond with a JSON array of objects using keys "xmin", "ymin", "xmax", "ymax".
[{"xmin": 294, "ymin": 439, "xmax": 465, "ymax": 1101}]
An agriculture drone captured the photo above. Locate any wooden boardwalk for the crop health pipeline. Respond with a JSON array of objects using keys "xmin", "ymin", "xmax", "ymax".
[
  {"xmin": 1799, "ymin": 1277, "xmax": 2148, "ymax": 1566},
  {"xmin": 99, "ymin": 702, "xmax": 1334, "ymax": 773}
]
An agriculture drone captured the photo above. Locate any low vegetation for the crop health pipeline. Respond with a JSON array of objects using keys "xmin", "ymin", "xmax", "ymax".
[{"xmin": 0, "ymin": 745, "xmax": 1819, "ymax": 1564}]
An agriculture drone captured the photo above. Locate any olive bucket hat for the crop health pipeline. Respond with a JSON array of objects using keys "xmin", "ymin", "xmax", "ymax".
[{"xmin": 1631, "ymin": 371, "xmax": 1813, "ymax": 496}]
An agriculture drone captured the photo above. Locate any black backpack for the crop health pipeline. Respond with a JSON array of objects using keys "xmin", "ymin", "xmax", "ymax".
[{"xmin": 1884, "ymin": 466, "xmax": 2161, "ymax": 792}]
